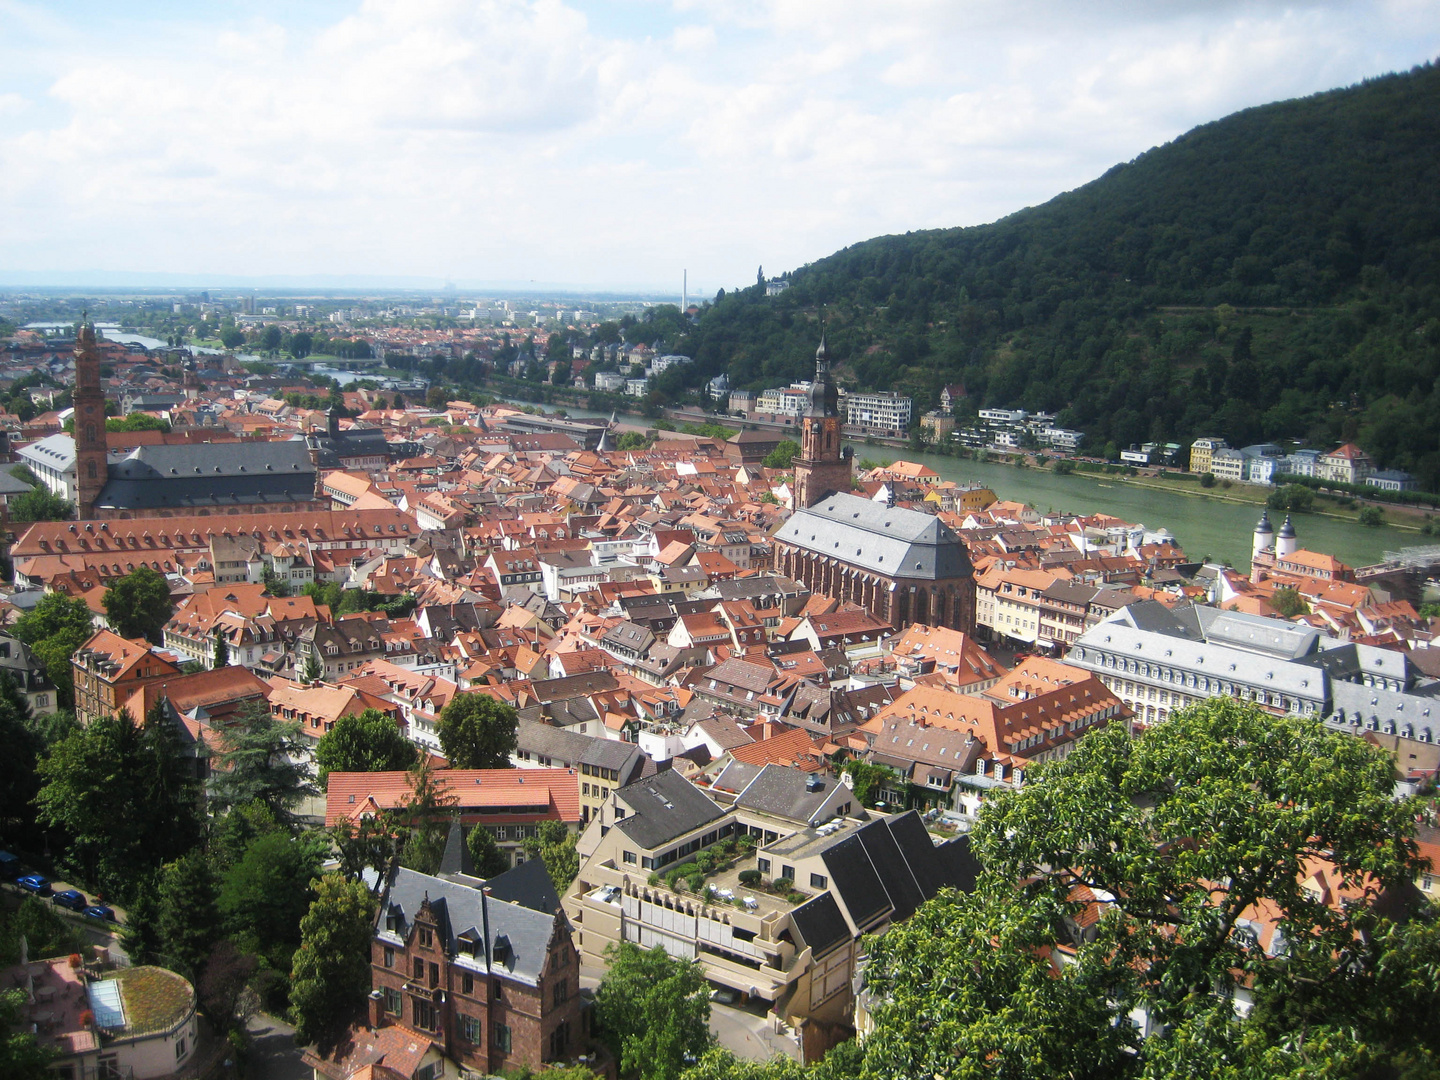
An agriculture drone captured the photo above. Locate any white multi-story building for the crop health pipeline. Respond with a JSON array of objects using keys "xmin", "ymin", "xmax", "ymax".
[
  {"xmin": 756, "ymin": 385, "xmax": 811, "ymax": 416},
  {"xmin": 845, "ymin": 391, "xmax": 913, "ymax": 434},
  {"xmin": 1210, "ymin": 447, "xmax": 1247, "ymax": 482},
  {"xmin": 593, "ymin": 371, "xmax": 626, "ymax": 392},
  {"xmin": 1043, "ymin": 428, "xmax": 1083, "ymax": 452},
  {"xmin": 978, "ymin": 408, "xmax": 1028, "ymax": 426},
  {"xmin": 16, "ymin": 433, "xmax": 77, "ymax": 501}
]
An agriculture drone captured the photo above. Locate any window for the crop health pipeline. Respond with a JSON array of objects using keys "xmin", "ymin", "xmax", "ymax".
[
  {"xmin": 810, "ymin": 873, "xmax": 828, "ymax": 890},
  {"xmin": 429, "ymin": 962, "xmax": 440, "ymax": 987},
  {"xmin": 413, "ymin": 998, "xmax": 436, "ymax": 1031},
  {"xmin": 176, "ymin": 1037, "xmax": 188, "ymax": 1060},
  {"xmin": 549, "ymin": 1021, "xmax": 570, "ymax": 1061},
  {"xmin": 383, "ymin": 947, "xmax": 394, "ymax": 968},
  {"xmin": 462, "ymin": 972, "xmax": 474, "ymax": 994},
  {"xmin": 413, "ymin": 957, "xmax": 424, "ymax": 980},
  {"xmin": 384, "ymin": 987, "xmax": 401, "ymax": 1016},
  {"xmin": 494, "ymin": 1023, "xmax": 512, "ymax": 1054},
  {"xmin": 460, "ymin": 1014, "xmax": 482, "ymax": 1044},
  {"xmin": 757, "ymin": 858, "xmax": 771, "ymax": 875},
  {"xmin": 553, "ymin": 979, "xmax": 569, "ymax": 1006},
  {"xmin": 622, "ymin": 850, "xmax": 637, "ymax": 865}
]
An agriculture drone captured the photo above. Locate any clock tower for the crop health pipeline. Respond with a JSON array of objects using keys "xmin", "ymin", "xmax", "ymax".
[{"xmin": 792, "ymin": 335, "xmax": 853, "ymax": 509}]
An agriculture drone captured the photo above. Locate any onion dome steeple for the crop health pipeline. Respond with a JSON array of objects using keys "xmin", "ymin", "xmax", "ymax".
[{"xmin": 805, "ymin": 331, "xmax": 839, "ymax": 418}]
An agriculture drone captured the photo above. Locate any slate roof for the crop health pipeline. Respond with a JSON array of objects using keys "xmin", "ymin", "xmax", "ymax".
[
  {"xmin": 96, "ymin": 440, "xmax": 319, "ymax": 510},
  {"xmin": 378, "ymin": 866, "xmax": 559, "ymax": 986},
  {"xmin": 733, "ymin": 764, "xmax": 843, "ymax": 824},
  {"xmin": 477, "ymin": 852, "xmax": 563, "ymax": 915},
  {"xmin": 775, "ymin": 492, "xmax": 973, "ymax": 581},
  {"xmin": 613, "ymin": 769, "xmax": 726, "ymax": 851},
  {"xmin": 789, "ymin": 892, "xmax": 850, "ymax": 958},
  {"xmin": 819, "ymin": 830, "xmax": 892, "ymax": 930},
  {"xmin": 852, "ymin": 816, "xmax": 926, "ymax": 921},
  {"xmin": 888, "ymin": 812, "xmax": 979, "ymax": 894},
  {"xmin": 18, "ymin": 432, "xmax": 76, "ymax": 472},
  {"xmin": 515, "ymin": 718, "xmax": 644, "ymax": 774}
]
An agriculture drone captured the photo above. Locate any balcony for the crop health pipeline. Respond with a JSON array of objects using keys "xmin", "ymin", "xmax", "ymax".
[{"xmin": 403, "ymin": 980, "xmax": 443, "ymax": 1001}]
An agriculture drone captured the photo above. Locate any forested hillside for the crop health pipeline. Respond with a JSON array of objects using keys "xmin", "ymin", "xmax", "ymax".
[{"xmin": 670, "ymin": 63, "xmax": 1440, "ymax": 483}]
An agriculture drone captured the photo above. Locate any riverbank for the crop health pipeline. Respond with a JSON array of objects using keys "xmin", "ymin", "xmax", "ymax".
[{"xmin": 1091, "ymin": 469, "xmax": 1431, "ymax": 532}]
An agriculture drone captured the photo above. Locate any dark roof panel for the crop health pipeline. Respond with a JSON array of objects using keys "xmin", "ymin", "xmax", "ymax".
[{"xmin": 789, "ymin": 892, "xmax": 850, "ymax": 958}]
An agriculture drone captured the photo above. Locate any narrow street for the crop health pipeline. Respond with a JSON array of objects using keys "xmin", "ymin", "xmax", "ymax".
[{"xmin": 245, "ymin": 1014, "xmax": 309, "ymax": 1080}]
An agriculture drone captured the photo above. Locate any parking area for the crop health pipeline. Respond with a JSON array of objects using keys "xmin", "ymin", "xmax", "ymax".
[{"xmin": 0, "ymin": 855, "xmax": 126, "ymax": 931}]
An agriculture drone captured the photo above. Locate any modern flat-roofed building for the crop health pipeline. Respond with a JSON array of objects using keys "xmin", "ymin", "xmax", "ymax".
[
  {"xmin": 566, "ymin": 767, "xmax": 977, "ymax": 1037},
  {"xmin": 844, "ymin": 391, "xmax": 912, "ymax": 436}
]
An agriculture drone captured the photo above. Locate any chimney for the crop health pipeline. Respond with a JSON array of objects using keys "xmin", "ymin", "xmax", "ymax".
[{"xmin": 368, "ymin": 989, "xmax": 384, "ymax": 1029}]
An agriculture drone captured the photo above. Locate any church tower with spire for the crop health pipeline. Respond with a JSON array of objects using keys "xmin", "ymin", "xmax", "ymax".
[
  {"xmin": 72, "ymin": 318, "xmax": 108, "ymax": 519},
  {"xmin": 792, "ymin": 334, "xmax": 853, "ymax": 509}
]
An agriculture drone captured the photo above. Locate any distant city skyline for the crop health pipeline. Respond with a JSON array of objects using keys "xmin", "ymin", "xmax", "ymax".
[{"xmin": 1, "ymin": 0, "xmax": 1437, "ymax": 292}]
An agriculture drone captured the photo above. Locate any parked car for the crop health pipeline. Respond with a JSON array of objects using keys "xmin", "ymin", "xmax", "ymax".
[
  {"xmin": 0, "ymin": 850, "xmax": 20, "ymax": 881},
  {"xmin": 16, "ymin": 874, "xmax": 52, "ymax": 897},
  {"xmin": 83, "ymin": 904, "xmax": 117, "ymax": 923},
  {"xmin": 709, "ymin": 988, "xmax": 738, "ymax": 1005},
  {"xmin": 51, "ymin": 889, "xmax": 87, "ymax": 912}
]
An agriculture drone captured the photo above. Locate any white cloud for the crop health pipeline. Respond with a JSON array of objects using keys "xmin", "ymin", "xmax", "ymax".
[{"xmin": 0, "ymin": 0, "xmax": 1436, "ymax": 288}]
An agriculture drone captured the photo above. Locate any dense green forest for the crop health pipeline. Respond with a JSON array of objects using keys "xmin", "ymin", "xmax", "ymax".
[{"xmin": 654, "ymin": 63, "xmax": 1440, "ymax": 483}]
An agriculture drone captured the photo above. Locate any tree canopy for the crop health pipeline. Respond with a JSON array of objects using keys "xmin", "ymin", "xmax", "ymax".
[
  {"xmin": 522, "ymin": 819, "xmax": 580, "ymax": 891},
  {"xmin": 858, "ymin": 698, "xmax": 1439, "ymax": 1080},
  {"xmin": 465, "ymin": 824, "xmax": 512, "ymax": 878},
  {"xmin": 763, "ymin": 440, "xmax": 800, "ymax": 470},
  {"xmin": 207, "ymin": 699, "xmax": 317, "ymax": 825},
  {"xmin": 594, "ymin": 943, "xmax": 713, "ymax": 1080},
  {"xmin": 34, "ymin": 708, "xmax": 201, "ymax": 901},
  {"xmin": 289, "ymin": 873, "xmax": 375, "ymax": 1050},
  {"xmin": 13, "ymin": 592, "xmax": 95, "ymax": 709},
  {"xmin": 314, "ymin": 708, "xmax": 418, "ymax": 787},
  {"xmin": 103, "ymin": 565, "xmax": 174, "ymax": 643},
  {"xmin": 8, "ymin": 486, "xmax": 73, "ymax": 522},
  {"xmin": 437, "ymin": 692, "xmax": 518, "ymax": 770}
]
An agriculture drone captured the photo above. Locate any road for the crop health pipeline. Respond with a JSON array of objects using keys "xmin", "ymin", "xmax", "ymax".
[
  {"xmin": 246, "ymin": 1014, "xmax": 309, "ymax": 1080},
  {"xmin": 709, "ymin": 1000, "xmax": 802, "ymax": 1062}
]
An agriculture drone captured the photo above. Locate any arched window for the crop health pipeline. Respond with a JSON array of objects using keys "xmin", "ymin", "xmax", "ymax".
[{"xmin": 86, "ymin": 460, "xmax": 97, "ymax": 479}]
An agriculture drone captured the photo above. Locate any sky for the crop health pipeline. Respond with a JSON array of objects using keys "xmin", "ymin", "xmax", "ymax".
[{"xmin": 0, "ymin": 0, "xmax": 1437, "ymax": 294}]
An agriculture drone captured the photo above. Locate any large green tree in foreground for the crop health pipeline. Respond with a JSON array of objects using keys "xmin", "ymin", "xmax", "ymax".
[
  {"xmin": 858, "ymin": 698, "xmax": 1439, "ymax": 1080},
  {"xmin": 290, "ymin": 873, "xmax": 374, "ymax": 1050},
  {"xmin": 595, "ymin": 943, "xmax": 712, "ymax": 1080}
]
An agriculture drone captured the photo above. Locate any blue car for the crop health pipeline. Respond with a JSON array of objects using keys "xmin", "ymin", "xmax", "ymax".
[
  {"xmin": 83, "ymin": 904, "xmax": 116, "ymax": 923},
  {"xmin": 16, "ymin": 874, "xmax": 52, "ymax": 897},
  {"xmin": 52, "ymin": 889, "xmax": 87, "ymax": 912}
]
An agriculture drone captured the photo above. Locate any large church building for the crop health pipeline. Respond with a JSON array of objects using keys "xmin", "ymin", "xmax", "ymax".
[{"xmin": 773, "ymin": 338, "xmax": 977, "ymax": 633}]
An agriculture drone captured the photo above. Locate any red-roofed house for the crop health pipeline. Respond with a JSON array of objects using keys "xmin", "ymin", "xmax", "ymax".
[{"xmin": 325, "ymin": 768, "xmax": 580, "ymax": 869}]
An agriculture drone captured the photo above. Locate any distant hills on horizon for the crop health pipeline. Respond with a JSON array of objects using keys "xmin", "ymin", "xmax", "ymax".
[{"xmin": 0, "ymin": 269, "xmax": 688, "ymax": 301}]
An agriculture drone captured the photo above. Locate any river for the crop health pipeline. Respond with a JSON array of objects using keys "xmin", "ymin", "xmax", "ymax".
[
  {"xmin": 513, "ymin": 397, "xmax": 1411, "ymax": 567},
  {"xmin": 840, "ymin": 446, "xmax": 1418, "ymax": 569}
]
